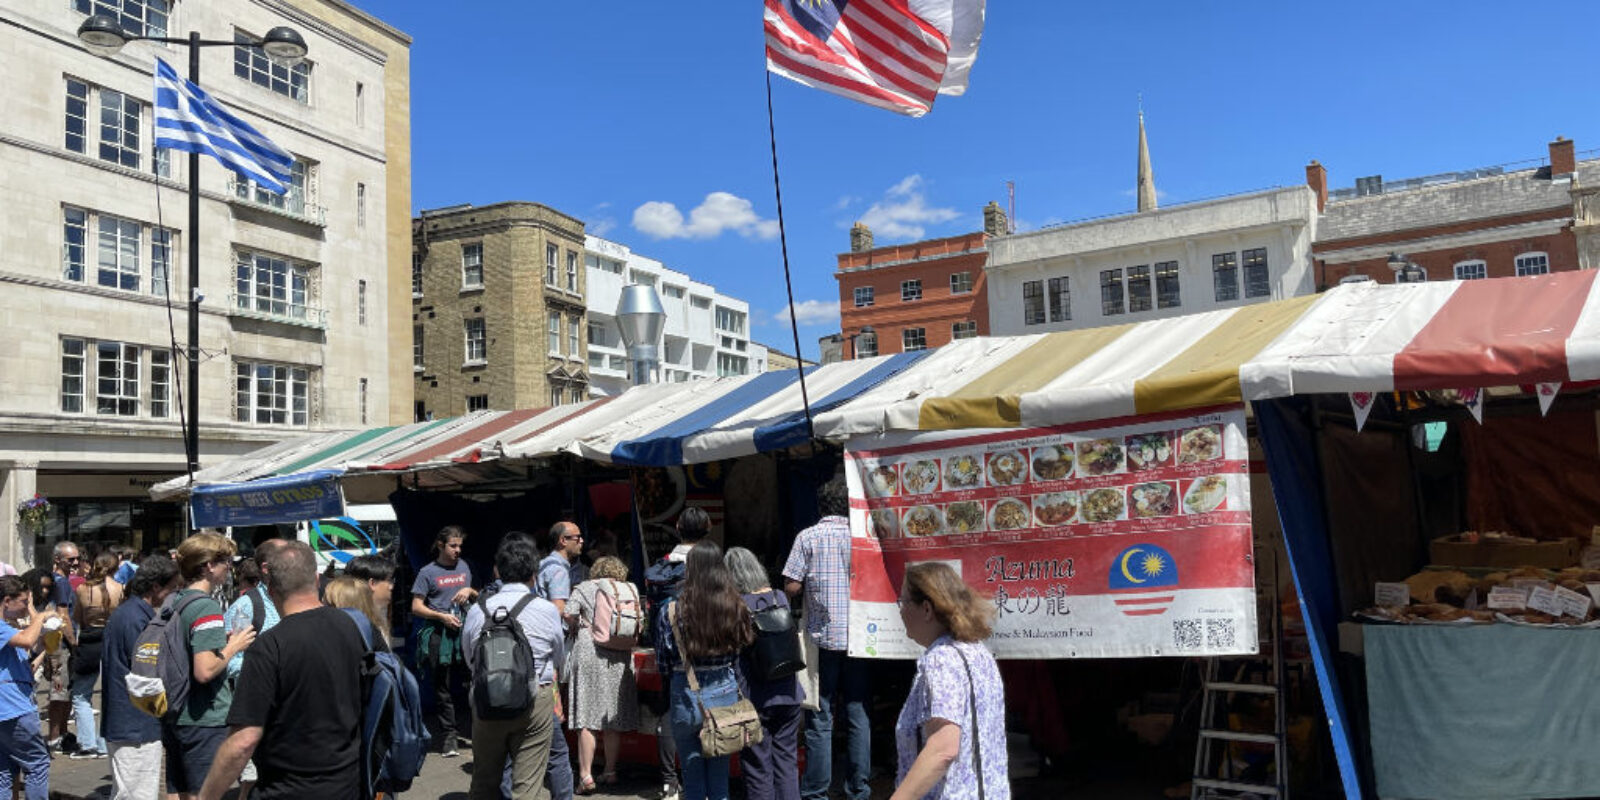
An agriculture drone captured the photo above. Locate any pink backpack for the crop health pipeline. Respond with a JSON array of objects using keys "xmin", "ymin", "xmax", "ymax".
[{"xmin": 591, "ymin": 579, "xmax": 641, "ymax": 651}]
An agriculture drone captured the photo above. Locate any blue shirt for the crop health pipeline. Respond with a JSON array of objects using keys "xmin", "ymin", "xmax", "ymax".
[
  {"xmin": 462, "ymin": 583, "xmax": 565, "ymax": 686},
  {"xmin": 224, "ymin": 589, "xmax": 281, "ymax": 676},
  {"xmin": 102, "ymin": 596, "xmax": 160, "ymax": 743},
  {"xmin": 0, "ymin": 623, "xmax": 36, "ymax": 723},
  {"xmin": 537, "ymin": 553, "xmax": 575, "ymax": 603},
  {"xmin": 112, "ymin": 562, "xmax": 137, "ymax": 585}
]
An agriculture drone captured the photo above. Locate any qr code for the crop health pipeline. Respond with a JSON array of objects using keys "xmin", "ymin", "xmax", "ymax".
[
  {"xmin": 1173, "ymin": 619, "xmax": 1203, "ymax": 651},
  {"xmin": 1206, "ymin": 618, "xmax": 1237, "ymax": 649}
]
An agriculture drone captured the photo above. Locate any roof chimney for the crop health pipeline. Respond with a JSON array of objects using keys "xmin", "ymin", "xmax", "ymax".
[
  {"xmin": 849, "ymin": 221, "xmax": 874, "ymax": 252},
  {"xmin": 1306, "ymin": 160, "xmax": 1328, "ymax": 212},
  {"xmin": 983, "ymin": 201, "xmax": 1008, "ymax": 236},
  {"xmin": 1550, "ymin": 136, "xmax": 1576, "ymax": 177}
]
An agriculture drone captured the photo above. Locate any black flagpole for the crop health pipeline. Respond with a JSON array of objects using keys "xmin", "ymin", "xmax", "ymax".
[{"xmin": 764, "ymin": 71, "xmax": 817, "ymax": 442}]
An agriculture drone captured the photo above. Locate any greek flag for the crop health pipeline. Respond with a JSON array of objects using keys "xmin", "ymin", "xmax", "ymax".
[{"xmin": 153, "ymin": 58, "xmax": 293, "ymax": 194}]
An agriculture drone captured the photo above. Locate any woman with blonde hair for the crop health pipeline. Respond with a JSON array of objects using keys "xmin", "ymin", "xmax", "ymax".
[
  {"xmin": 889, "ymin": 562, "xmax": 1009, "ymax": 800},
  {"xmin": 324, "ymin": 576, "xmax": 388, "ymax": 651},
  {"xmin": 565, "ymin": 555, "xmax": 640, "ymax": 793},
  {"xmin": 67, "ymin": 551, "xmax": 123, "ymax": 758}
]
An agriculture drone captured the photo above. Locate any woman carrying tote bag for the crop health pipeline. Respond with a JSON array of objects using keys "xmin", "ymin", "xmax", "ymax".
[
  {"xmin": 890, "ymin": 562, "xmax": 1010, "ymax": 800},
  {"xmin": 660, "ymin": 541, "xmax": 755, "ymax": 800}
]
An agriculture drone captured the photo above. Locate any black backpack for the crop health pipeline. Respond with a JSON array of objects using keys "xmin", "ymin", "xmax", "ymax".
[
  {"xmin": 470, "ymin": 594, "xmax": 536, "ymax": 721},
  {"xmin": 747, "ymin": 590, "xmax": 805, "ymax": 682}
]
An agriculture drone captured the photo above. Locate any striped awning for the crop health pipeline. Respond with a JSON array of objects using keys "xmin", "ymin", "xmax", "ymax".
[
  {"xmin": 815, "ymin": 270, "xmax": 1600, "ymax": 437},
  {"xmin": 155, "ymin": 272, "xmax": 1600, "ymax": 500}
]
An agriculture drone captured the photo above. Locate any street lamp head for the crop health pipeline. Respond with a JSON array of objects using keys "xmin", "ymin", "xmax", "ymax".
[
  {"xmin": 260, "ymin": 26, "xmax": 308, "ymax": 66},
  {"xmin": 1386, "ymin": 252, "xmax": 1407, "ymax": 271},
  {"xmin": 77, "ymin": 14, "xmax": 129, "ymax": 57}
]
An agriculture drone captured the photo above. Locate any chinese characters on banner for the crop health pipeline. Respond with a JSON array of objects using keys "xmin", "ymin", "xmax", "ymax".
[{"xmin": 845, "ymin": 407, "xmax": 1257, "ymax": 659}]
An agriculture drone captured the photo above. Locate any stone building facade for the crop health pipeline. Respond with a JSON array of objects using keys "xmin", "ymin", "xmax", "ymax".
[
  {"xmin": 1310, "ymin": 137, "xmax": 1596, "ymax": 285},
  {"xmin": 0, "ymin": 0, "xmax": 409, "ymax": 568},
  {"xmin": 412, "ymin": 202, "xmax": 589, "ymax": 419}
]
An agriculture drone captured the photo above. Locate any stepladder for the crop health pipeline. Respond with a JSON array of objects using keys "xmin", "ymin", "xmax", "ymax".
[{"xmin": 1190, "ymin": 561, "xmax": 1288, "ymax": 800}]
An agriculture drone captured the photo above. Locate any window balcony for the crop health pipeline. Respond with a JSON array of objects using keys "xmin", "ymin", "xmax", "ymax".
[
  {"xmin": 227, "ymin": 293, "xmax": 327, "ymax": 329},
  {"xmin": 227, "ymin": 178, "xmax": 326, "ymax": 226}
]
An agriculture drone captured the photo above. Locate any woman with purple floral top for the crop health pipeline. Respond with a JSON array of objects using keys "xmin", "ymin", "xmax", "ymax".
[{"xmin": 890, "ymin": 563, "xmax": 1009, "ymax": 800}]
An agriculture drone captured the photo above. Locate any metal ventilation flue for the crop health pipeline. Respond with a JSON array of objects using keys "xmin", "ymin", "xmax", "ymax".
[{"xmin": 616, "ymin": 284, "xmax": 666, "ymax": 386}]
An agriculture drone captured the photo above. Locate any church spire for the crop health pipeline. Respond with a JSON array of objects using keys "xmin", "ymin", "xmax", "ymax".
[{"xmin": 1137, "ymin": 108, "xmax": 1158, "ymax": 212}]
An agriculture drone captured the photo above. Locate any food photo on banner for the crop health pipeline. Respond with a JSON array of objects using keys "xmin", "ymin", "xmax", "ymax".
[{"xmin": 845, "ymin": 406, "xmax": 1256, "ymax": 659}]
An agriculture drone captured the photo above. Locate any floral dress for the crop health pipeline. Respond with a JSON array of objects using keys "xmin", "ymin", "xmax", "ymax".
[
  {"xmin": 566, "ymin": 580, "xmax": 639, "ymax": 731},
  {"xmin": 894, "ymin": 636, "xmax": 1010, "ymax": 800}
]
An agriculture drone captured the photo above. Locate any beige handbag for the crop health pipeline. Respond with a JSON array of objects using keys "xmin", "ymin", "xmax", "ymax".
[{"xmin": 671, "ymin": 605, "xmax": 764, "ymax": 757}]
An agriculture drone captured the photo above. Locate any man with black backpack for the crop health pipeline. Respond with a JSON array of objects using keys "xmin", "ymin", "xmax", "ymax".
[
  {"xmin": 462, "ymin": 537, "xmax": 566, "ymax": 800},
  {"xmin": 200, "ymin": 541, "xmax": 367, "ymax": 800}
]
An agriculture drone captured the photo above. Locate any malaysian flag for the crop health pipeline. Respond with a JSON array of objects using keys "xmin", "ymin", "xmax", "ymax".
[
  {"xmin": 764, "ymin": 0, "xmax": 985, "ymax": 117},
  {"xmin": 153, "ymin": 58, "xmax": 294, "ymax": 193},
  {"xmin": 1108, "ymin": 543, "xmax": 1180, "ymax": 617}
]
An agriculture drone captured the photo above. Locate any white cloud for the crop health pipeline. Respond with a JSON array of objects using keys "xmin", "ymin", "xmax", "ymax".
[
  {"xmin": 631, "ymin": 192, "xmax": 779, "ymax": 240},
  {"xmin": 588, "ymin": 217, "xmax": 617, "ymax": 237},
  {"xmin": 774, "ymin": 299, "xmax": 840, "ymax": 326},
  {"xmin": 833, "ymin": 195, "xmax": 860, "ymax": 211},
  {"xmin": 856, "ymin": 174, "xmax": 961, "ymax": 240}
]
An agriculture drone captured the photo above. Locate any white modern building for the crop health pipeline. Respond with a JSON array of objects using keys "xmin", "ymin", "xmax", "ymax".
[
  {"xmin": 584, "ymin": 236, "xmax": 758, "ymax": 396},
  {"xmin": 986, "ymin": 186, "xmax": 1320, "ymax": 335},
  {"xmin": 0, "ymin": 0, "xmax": 410, "ymax": 567}
]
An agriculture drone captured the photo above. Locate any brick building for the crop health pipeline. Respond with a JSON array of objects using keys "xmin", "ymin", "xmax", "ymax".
[
  {"xmin": 835, "ymin": 202, "xmax": 1004, "ymax": 359},
  {"xmin": 411, "ymin": 202, "xmax": 589, "ymax": 419},
  {"xmin": 1310, "ymin": 137, "xmax": 1598, "ymax": 286}
]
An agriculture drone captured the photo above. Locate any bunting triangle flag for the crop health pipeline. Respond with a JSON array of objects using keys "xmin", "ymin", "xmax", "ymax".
[
  {"xmin": 1460, "ymin": 388, "xmax": 1484, "ymax": 424},
  {"xmin": 1349, "ymin": 391, "xmax": 1376, "ymax": 433},
  {"xmin": 1536, "ymin": 382, "xmax": 1561, "ymax": 416}
]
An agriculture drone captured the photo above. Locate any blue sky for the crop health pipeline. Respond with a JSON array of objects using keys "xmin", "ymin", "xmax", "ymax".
[{"xmin": 370, "ymin": 1, "xmax": 1599, "ymax": 359}]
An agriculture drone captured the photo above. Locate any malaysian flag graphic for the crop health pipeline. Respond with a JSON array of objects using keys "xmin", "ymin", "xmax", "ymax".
[
  {"xmin": 1108, "ymin": 543, "xmax": 1179, "ymax": 617},
  {"xmin": 764, "ymin": 0, "xmax": 986, "ymax": 117}
]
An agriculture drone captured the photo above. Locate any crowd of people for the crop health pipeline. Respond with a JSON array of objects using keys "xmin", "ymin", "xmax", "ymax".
[{"xmin": 0, "ymin": 474, "xmax": 1010, "ymax": 800}]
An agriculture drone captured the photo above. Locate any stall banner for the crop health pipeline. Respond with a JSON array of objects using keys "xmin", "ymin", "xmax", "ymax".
[
  {"xmin": 846, "ymin": 408, "xmax": 1257, "ymax": 659},
  {"xmin": 189, "ymin": 469, "xmax": 345, "ymax": 528}
]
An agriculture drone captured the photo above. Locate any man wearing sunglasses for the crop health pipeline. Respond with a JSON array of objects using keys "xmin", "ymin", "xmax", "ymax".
[{"xmin": 50, "ymin": 543, "xmax": 80, "ymax": 613}]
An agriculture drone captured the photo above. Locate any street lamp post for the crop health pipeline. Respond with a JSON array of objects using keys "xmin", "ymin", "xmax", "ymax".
[
  {"xmin": 846, "ymin": 325, "xmax": 875, "ymax": 360},
  {"xmin": 77, "ymin": 16, "xmax": 306, "ymax": 479},
  {"xmin": 1387, "ymin": 252, "xmax": 1428, "ymax": 284}
]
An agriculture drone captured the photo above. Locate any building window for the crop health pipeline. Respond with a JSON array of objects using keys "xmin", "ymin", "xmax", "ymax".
[
  {"xmin": 950, "ymin": 272, "xmax": 974, "ymax": 294},
  {"xmin": 568, "ymin": 315, "xmax": 581, "ymax": 356},
  {"xmin": 691, "ymin": 295, "xmax": 712, "ymax": 309},
  {"xmin": 411, "ymin": 251, "xmax": 424, "ymax": 296},
  {"xmin": 901, "ymin": 279, "xmax": 922, "ymax": 302},
  {"xmin": 1048, "ymin": 277, "xmax": 1071, "ymax": 322},
  {"xmin": 715, "ymin": 307, "xmax": 746, "ymax": 334},
  {"xmin": 566, "ymin": 250, "xmax": 579, "ymax": 292},
  {"xmin": 854, "ymin": 286, "xmax": 875, "ymax": 307},
  {"xmin": 461, "ymin": 243, "xmax": 483, "ymax": 288},
  {"xmin": 234, "ymin": 31, "xmax": 310, "ymax": 102},
  {"xmin": 1155, "ymin": 261, "xmax": 1181, "ymax": 309},
  {"xmin": 856, "ymin": 329, "xmax": 878, "ymax": 358},
  {"xmin": 73, "ymin": 0, "xmax": 169, "ymax": 37},
  {"xmin": 61, "ymin": 338, "xmax": 85, "ymax": 413},
  {"xmin": 357, "ymin": 279, "xmax": 367, "ymax": 326},
  {"xmin": 235, "ymin": 361, "xmax": 310, "ymax": 426},
  {"xmin": 63, "ymin": 207, "xmax": 87, "ymax": 282},
  {"xmin": 413, "ymin": 325, "xmax": 424, "ymax": 370},
  {"xmin": 1127, "ymin": 266, "xmax": 1152, "ymax": 313},
  {"xmin": 464, "ymin": 318, "xmax": 487, "ymax": 363},
  {"xmin": 467, "ymin": 394, "xmax": 489, "ymax": 412},
  {"xmin": 234, "ymin": 159, "xmax": 310, "ymax": 216},
  {"xmin": 952, "ymin": 320, "xmax": 977, "ymax": 340},
  {"xmin": 546, "ymin": 244, "xmax": 559, "ymax": 285},
  {"xmin": 1022, "ymin": 280, "xmax": 1045, "ymax": 325},
  {"xmin": 717, "ymin": 353, "xmax": 749, "ymax": 376},
  {"xmin": 235, "ymin": 251, "xmax": 311, "ymax": 320},
  {"xmin": 547, "ymin": 311, "xmax": 562, "ymax": 354},
  {"xmin": 1454, "ymin": 260, "xmax": 1487, "ymax": 280},
  {"xmin": 96, "ymin": 341, "xmax": 140, "ymax": 416},
  {"xmin": 902, "ymin": 328, "xmax": 927, "ymax": 352},
  {"xmin": 1242, "ymin": 248, "xmax": 1270, "ymax": 298},
  {"xmin": 98, "ymin": 214, "xmax": 141, "ymax": 292},
  {"xmin": 358, "ymin": 378, "xmax": 368, "ymax": 425},
  {"xmin": 150, "ymin": 349, "xmax": 170, "ymax": 418},
  {"xmin": 356, "ymin": 183, "xmax": 366, "ymax": 228},
  {"xmin": 631, "ymin": 270, "xmax": 658, "ymax": 287},
  {"xmin": 1213, "ymin": 253, "xmax": 1239, "ymax": 302},
  {"xmin": 355, "ymin": 82, "xmax": 364, "ymax": 127},
  {"xmin": 66, "ymin": 79, "xmax": 142, "ymax": 170},
  {"xmin": 151, "ymin": 227, "xmax": 172, "ymax": 297},
  {"xmin": 550, "ymin": 382, "xmax": 565, "ymax": 407},
  {"xmin": 588, "ymin": 321, "xmax": 605, "ymax": 348},
  {"xmin": 571, "ymin": 385, "xmax": 585, "ymax": 404},
  {"xmin": 1101, "ymin": 269, "xmax": 1125, "ymax": 316},
  {"xmin": 1515, "ymin": 252, "xmax": 1550, "ymax": 276}
]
